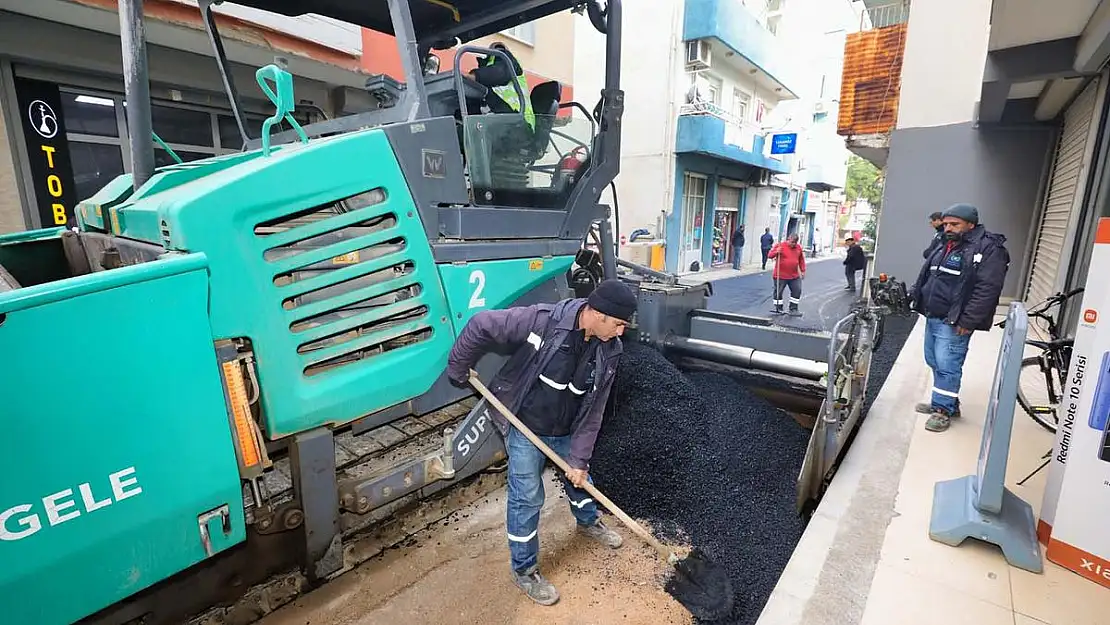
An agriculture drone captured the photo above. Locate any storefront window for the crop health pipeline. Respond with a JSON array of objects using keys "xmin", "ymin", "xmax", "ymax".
[
  {"xmin": 149, "ymin": 104, "xmax": 214, "ymax": 147},
  {"xmin": 217, "ymin": 114, "xmax": 264, "ymax": 149},
  {"xmin": 61, "ymin": 93, "xmax": 119, "ymax": 137},
  {"xmin": 68, "ymin": 142, "xmax": 125, "ymax": 203}
]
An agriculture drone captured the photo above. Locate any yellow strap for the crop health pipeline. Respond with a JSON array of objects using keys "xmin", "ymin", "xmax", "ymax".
[{"xmin": 422, "ymin": 0, "xmax": 460, "ymax": 22}]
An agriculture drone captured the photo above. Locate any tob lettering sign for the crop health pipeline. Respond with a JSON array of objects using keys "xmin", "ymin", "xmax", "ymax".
[{"xmin": 13, "ymin": 78, "xmax": 76, "ymax": 229}]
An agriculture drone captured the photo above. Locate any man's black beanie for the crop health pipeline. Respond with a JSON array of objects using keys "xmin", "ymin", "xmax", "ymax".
[{"xmin": 587, "ymin": 279, "xmax": 637, "ymax": 322}]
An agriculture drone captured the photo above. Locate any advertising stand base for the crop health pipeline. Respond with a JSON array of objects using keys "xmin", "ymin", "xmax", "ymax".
[
  {"xmin": 930, "ymin": 477, "xmax": 1043, "ymax": 573},
  {"xmin": 929, "ymin": 302, "xmax": 1044, "ymax": 573}
]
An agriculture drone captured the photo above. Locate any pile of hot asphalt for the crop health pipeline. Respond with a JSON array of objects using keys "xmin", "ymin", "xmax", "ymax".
[{"xmin": 591, "ymin": 313, "xmax": 917, "ymax": 624}]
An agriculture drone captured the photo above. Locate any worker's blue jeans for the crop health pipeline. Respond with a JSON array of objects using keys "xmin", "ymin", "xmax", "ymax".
[
  {"xmin": 504, "ymin": 428, "xmax": 599, "ymax": 573},
  {"xmin": 923, "ymin": 317, "xmax": 971, "ymax": 414}
]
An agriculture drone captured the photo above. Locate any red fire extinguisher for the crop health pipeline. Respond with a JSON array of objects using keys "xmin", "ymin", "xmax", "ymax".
[{"xmin": 555, "ymin": 146, "xmax": 588, "ymax": 191}]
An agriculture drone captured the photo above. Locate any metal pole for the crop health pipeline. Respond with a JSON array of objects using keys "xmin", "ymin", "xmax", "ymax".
[
  {"xmin": 598, "ymin": 218, "xmax": 618, "ymax": 280},
  {"xmin": 664, "ymin": 335, "xmax": 827, "ymax": 380},
  {"xmin": 119, "ymin": 0, "xmax": 155, "ymax": 190},
  {"xmin": 199, "ymin": 0, "xmax": 250, "ymax": 148},
  {"xmin": 387, "ymin": 0, "xmax": 431, "ymax": 121}
]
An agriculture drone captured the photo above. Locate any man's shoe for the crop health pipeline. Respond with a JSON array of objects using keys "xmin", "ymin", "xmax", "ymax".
[
  {"xmin": 916, "ymin": 402, "xmax": 960, "ymax": 418},
  {"xmin": 577, "ymin": 519, "xmax": 623, "ymax": 548},
  {"xmin": 512, "ymin": 567, "xmax": 559, "ymax": 606},
  {"xmin": 925, "ymin": 410, "xmax": 952, "ymax": 432}
]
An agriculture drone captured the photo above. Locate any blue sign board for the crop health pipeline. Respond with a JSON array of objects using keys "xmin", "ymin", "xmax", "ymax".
[{"xmin": 770, "ymin": 133, "xmax": 797, "ymax": 155}]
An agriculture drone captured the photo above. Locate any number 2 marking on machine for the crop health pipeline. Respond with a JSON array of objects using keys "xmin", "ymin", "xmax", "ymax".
[{"xmin": 468, "ymin": 270, "xmax": 487, "ymax": 309}]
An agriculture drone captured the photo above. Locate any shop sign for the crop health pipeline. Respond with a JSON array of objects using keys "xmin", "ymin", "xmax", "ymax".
[{"xmin": 13, "ymin": 77, "xmax": 76, "ymax": 229}]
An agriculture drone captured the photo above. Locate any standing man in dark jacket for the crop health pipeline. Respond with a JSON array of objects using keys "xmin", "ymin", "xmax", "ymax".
[
  {"xmin": 760, "ymin": 228, "xmax": 774, "ymax": 270},
  {"xmin": 910, "ymin": 204, "xmax": 1010, "ymax": 433},
  {"xmin": 923, "ymin": 211, "xmax": 945, "ymax": 259},
  {"xmin": 446, "ymin": 280, "xmax": 635, "ymax": 606},
  {"xmin": 843, "ymin": 236, "xmax": 867, "ymax": 292},
  {"xmin": 731, "ymin": 224, "xmax": 746, "ymax": 270}
]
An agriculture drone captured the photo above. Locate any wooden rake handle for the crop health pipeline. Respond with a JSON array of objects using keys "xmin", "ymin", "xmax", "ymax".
[{"xmin": 468, "ymin": 370, "xmax": 677, "ymax": 563}]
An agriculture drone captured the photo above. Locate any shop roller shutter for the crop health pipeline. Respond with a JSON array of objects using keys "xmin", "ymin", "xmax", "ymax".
[{"xmin": 1026, "ymin": 77, "xmax": 1100, "ymax": 306}]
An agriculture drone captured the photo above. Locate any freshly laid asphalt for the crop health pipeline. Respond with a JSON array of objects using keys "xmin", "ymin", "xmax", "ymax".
[{"xmin": 593, "ymin": 261, "xmax": 920, "ymax": 624}]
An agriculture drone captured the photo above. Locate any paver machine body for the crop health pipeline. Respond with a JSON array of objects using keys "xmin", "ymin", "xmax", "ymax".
[
  {"xmin": 0, "ymin": 1, "xmax": 624, "ymax": 623},
  {"xmin": 0, "ymin": 1, "xmax": 899, "ymax": 623}
]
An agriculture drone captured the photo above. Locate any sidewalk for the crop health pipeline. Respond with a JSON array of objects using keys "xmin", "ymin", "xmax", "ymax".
[{"xmin": 757, "ymin": 314, "xmax": 1110, "ymax": 625}]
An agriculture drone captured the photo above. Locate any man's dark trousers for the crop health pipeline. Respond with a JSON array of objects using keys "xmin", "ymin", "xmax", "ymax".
[
  {"xmin": 845, "ymin": 266, "xmax": 859, "ymax": 291},
  {"xmin": 761, "ymin": 248, "xmax": 771, "ymax": 270}
]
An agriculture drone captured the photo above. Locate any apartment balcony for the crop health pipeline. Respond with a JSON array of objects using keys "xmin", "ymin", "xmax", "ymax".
[
  {"xmin": 682, "ymin": 0, "xmax": 801, "ymax": 100},
  {"xmin": 804, "ymin": 162, "xmax": 846, "ymax": 193},
  {"xmin": 675, "ymin": 104, "xmax": 790, "ymax": 174},
  {"xmin": 837, "ymin": 2, "xmax": 910, "ymax": 168}
]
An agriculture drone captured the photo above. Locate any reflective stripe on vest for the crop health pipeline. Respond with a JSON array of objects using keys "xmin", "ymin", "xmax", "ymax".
[{"xmin": 486, "ymin": 56, "xmax": 535, "ymax": 130}]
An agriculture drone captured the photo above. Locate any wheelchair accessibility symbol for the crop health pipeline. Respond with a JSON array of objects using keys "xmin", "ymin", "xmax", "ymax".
[{"xmin": 28, "ymin": 99, "xmax": 59, "ymax": 139}]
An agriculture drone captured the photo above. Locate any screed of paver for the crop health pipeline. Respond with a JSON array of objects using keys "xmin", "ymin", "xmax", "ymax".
[{"xmin": 258, "ymin": 472, "xmax": 694, "ymax": 625}]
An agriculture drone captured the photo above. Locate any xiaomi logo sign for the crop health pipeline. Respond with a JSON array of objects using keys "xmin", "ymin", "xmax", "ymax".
[{"xmin": 1084, "ymin": 309, "xmax": 1098, "ymax": 324}]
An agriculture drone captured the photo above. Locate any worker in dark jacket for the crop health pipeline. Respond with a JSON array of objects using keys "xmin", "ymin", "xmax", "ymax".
[
  {"xmin": 731, "ymin": 225, "xmax": 746, "ymax": 270},
  {"xmin": 760, "ymin": 228, "xmax": 774, "ymax": 270},
  {"xmin": 910, "ymin": 204, "xmax": 1010, "ymax": 433},
  {"xmin": 446, "ymin": 280, "xmax": 635, "ymax": 606},
  {"xmin": 923, "ymin": 211, "xmax": 945, "ymax": 259},
  {"xmin": 843, "ymin": 236, "xmax": 867, "ymax": 292}
]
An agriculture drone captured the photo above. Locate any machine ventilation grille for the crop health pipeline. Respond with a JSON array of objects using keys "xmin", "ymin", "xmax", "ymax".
[{"xmin": 256, "ymin": 188, "xmax": 432, "ymax": 377}]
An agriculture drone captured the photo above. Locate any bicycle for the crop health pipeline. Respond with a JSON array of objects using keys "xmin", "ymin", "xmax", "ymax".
[{"xmin": 995, "ymin": 287, "xmax": 1084, "ymax": 433}]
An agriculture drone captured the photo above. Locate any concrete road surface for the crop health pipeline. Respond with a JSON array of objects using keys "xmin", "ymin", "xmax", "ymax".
[
  {"xmin": 707, "ymin": 256, "xmax": 861, "ymax": 333},
  {"xmin": 255, "ymin": 473, "xmax": 693, "ymax": 625}
]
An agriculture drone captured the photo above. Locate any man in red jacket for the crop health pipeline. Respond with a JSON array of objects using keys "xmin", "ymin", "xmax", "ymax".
[{"xmin": 769, "ymin": 233, "xmax": 806, "ymax": 316}]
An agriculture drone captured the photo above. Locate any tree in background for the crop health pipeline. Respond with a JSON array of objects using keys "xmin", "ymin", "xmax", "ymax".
[
  {"xmin": 845, "ymin": 155, "xmax": 883, "ymax": 208},
  {"xmin": 845, "ymin": 155, "xmax": 884, "ymax": 251}
]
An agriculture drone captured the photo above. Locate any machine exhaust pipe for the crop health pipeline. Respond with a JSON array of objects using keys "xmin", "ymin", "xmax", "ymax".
[{"xmin": 663, "ymin": 335, "xmax": 828, "ymax": 381}]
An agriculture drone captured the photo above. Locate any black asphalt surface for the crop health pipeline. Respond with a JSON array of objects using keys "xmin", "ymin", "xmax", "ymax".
[
  {"xmin": 593, "ymin": 289, "xmax": 918, "ymax": 624},
  {"xmin": 708, "ymin": 256, "xmax": 859, "ymax": 333}
]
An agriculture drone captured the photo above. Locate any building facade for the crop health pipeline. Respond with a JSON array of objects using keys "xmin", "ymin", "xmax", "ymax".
[
  {"xmin": 574, "ymin": 0, "xmax": 854, "ymax": 274},
  {"xmin": 0, "ymin": 0, "xmax": 576, "ymax": 235},
  {"xmin": 845, "ymin": 0, "xmax": 1110, "ymax": 332}
]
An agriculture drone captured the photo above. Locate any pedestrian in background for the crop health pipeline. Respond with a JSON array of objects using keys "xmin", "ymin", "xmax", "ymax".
[
  {"xmin": 731, "ymin": 224, "xmax": 746, "ymax": 270},
  {"xmin": 909, "ymin": 204, "xmax": 1010, "ymax": 433},
  {"xmin": 769, "ymin": 233, "xmax": 806, "ymax": 316},
  {"xmin": 843, "ymin": 236, "xmax": 867, "ymax": 292},
  {"xmin": 760, "ymin": 227, "xmax": 774, "ymax": 270},
  {"xmin": 923, "ymin": 211, "xmax": 945, "ymax": 259}
]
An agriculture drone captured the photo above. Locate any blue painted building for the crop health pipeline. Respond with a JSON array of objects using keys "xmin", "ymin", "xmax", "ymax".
[{"xmin": 603, "ymin": 0, "xmax": 852, "ymax": 273}]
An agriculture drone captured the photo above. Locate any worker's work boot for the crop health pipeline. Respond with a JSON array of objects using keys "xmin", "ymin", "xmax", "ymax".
[
  {"xmin": 925, "ymin": 409, "xmax": 952, "ymax": 432},
  {"xmin": 577, "ymin": 519, "xmax": 623, "ymax": 548},
  {"xmin": 512, "ymin": 567, "xmax": 559, "ymax": 606},
  {"xmin": 787, "ymin": 305, "xmax": 802, "ymax": 317},
  {"xmin": 771, "ymin": 304, "xmax": 784, "ymax": 315},
  {"xmin": 916, "ymin": 402, "xmax": 960, "ymax": 418}
]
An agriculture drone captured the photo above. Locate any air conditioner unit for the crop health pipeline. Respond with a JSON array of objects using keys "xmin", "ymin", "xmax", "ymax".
[
  {"xmin": 685, "ymin": 40, "xmax": 711, "ymax": 69},
  {"xmin": 752, "ymin": 170, "xmax": 772, "ymax": 186}
]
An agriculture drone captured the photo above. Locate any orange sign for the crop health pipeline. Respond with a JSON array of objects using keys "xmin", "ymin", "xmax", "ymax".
[{"xmin": 1084, "ymin": 309, "xmax": 1098, "ymax": 324}]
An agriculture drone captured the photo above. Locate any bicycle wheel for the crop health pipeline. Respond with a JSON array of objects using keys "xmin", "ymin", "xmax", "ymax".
[{"xmin": 1016, "ymin": 356, "xmax": 1059, "ymax": 433}]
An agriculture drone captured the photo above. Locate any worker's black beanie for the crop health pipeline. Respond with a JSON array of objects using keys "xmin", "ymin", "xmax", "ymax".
[{"xmin": 588, "ymin": 279, "xmax": 637, "ymax": 322}]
